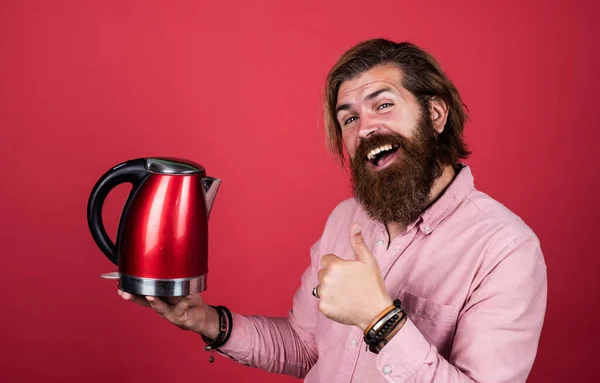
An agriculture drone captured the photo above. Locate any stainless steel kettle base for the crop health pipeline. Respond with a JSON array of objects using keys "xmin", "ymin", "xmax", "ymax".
[{"xmin": 118, "ymin": 273, "xmax": 207, "ymax": 297}]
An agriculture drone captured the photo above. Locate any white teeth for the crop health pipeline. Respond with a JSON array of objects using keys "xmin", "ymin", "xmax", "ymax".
[{"xmin": 367, "ymin": 144, "xmax": 394, "ymax": 161}]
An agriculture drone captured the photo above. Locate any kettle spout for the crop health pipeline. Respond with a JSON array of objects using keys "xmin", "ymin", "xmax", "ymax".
[{"xmin": 202, "ymin": 176, "xmax": 222, "ymax": 218}]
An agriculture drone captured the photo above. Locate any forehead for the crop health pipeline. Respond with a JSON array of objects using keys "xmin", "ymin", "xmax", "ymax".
[{"xmin": 336, "ymin": 63, "xmax": 405, "ymax": 103}]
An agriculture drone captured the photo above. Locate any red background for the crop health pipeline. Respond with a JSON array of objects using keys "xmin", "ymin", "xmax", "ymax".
[{"xmin": 1, "ymin": 1, "xmax": 598, "ymax": 382}]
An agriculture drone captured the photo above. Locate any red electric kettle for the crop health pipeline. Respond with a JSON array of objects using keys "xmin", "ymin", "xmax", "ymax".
[{"xmin": 87, "ymin": 157, "xmax": 221, "ymax": 297}]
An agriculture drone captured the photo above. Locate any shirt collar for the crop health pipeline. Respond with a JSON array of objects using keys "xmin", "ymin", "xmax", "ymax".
[{"xmin": 416, "ymin": 163, "xmax": 475, "ymax": 235}]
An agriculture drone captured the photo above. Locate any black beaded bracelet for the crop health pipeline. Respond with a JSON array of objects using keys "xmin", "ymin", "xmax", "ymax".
[
  {"xmin": 201, "ymin": 305, "xmax": 233, "ymax": 362},
  {"xmin": 367, "ymin": 311, "xmax": 406, "ymax": 353},
  {"xmin": 364, "ymin": 299, "xmax": 404, "ymax": 346},
  {"xmin": 369, "ymin": 313, "xmax": 407, "ymax": 354}
]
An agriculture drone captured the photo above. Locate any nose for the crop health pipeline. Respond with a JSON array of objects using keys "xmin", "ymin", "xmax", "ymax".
[{"xmin": 357, "ymin": 116, "xmax": 380, "ymax": 139}]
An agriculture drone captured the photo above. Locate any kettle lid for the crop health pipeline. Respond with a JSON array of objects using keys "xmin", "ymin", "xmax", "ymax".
[{"xmin": 145, "ymin": 157, "xmax": 205, "ymax": 175}]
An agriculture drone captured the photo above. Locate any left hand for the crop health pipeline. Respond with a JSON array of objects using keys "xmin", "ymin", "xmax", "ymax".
[{"xmin": 316, "ymin": 223, "xmax": 393, "ymax": 331}]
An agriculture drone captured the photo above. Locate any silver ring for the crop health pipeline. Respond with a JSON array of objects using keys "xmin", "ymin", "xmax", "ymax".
[{"xmin": 312, "ymin": 285, "xmax": 320, "ymax": 298}]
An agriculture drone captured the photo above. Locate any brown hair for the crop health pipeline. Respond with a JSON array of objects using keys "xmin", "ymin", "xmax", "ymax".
[{"xmin": 324, "ymin": 38, "xmax": 471, "ymax": 167}]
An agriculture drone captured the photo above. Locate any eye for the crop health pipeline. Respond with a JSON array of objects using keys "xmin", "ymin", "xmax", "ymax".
[
  {"xmin": 344, "ymin": 116, "xmax": 358, "ymax": 126},
  {"xmin": 377, "ymin": 102, "xmax": 393, "ymax": 110}
]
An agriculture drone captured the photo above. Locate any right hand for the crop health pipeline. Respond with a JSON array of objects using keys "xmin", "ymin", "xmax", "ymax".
[{"xmin": 117, "ymin": 289, "xmax": 220, "ymax": 339}]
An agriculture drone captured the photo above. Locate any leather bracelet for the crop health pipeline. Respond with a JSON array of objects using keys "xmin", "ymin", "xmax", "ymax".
[
  {"xmin": 202, "ymin": 305, "xmax": 233, "ymax": 362},
  {"xmin": 364, "ymin": 299, "xmax": 403, "ymax": 345},
  {"xmin": 365, "ymin": 307, "xmax": 404, "ymax": 347},
  {"xmin": 219, "ymin": 306, "xmax": 233, "ymax": 345},
  {"xmin": 369, "ymin": 313, "xmax": 407, "ymax": 354},
  {"xmin": 363, "ymin": 300, "xmax": 398, "ymax": 336}
]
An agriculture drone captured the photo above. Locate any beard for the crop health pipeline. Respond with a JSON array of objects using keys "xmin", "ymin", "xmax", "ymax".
[{"xmin": 350, "ymin": 114, "xmax": 444, "ymax": 226}]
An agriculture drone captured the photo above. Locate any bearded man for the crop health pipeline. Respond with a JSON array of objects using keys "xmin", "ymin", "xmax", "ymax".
[{"xmin": 119, "ymin": 38, "xmax": 547, "ymax": 382}]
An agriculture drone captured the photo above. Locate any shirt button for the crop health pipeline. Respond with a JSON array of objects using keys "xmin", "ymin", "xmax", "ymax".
[
  {"xmin": 350, "ymin": 338, "xmax": 358, "ymax": 346},
  {"xmin": 392, "ymin": 246, "xmax": 400, "ymax": 255},
  {"xmin": 377, "ymin": 239, "xmax": 384, "ymax": 246},
  {"xmin": 424, "ymin": 224, "xmax": 432, "ymax": 233},
  {"xmin": 382, "ymin": 365, "xmax": 393, "ymax": 375}
]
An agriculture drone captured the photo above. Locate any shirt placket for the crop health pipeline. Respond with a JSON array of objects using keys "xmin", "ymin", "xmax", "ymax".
[
  {"xmin": 333, "ymin": 229, "xmax": 388, "ymax": 383},
  {"xmin": 379, "ymin": 228, "xmax": 418, "ymax": 277},
  {"xmin": 337, "ymin": 228, "xmax": 418, "ymax": 383}
]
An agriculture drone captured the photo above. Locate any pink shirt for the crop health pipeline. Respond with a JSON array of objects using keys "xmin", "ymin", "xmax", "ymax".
[{"xmin": 217, "ymin": 165, "xmax": 548, "ymax": 382}]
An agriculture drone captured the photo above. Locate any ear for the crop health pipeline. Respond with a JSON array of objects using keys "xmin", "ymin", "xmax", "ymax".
[{"xmin": 428, "ymin": 97, "xmax": 449, "ymax": 134}]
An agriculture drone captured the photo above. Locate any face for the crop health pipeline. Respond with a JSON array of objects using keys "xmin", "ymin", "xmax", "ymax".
[
  {"xmin": 335, "ymin": 64, "xmax": 445, "ymax": 225},
  {"xmin": 336, "ymin": 64, "xmax": 423, "ymax": 164}
]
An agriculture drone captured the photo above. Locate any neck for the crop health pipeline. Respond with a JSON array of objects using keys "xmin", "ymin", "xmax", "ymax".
[{"xmin": 385, "ymin": 164, "xmax": 457, "ymax": 240}]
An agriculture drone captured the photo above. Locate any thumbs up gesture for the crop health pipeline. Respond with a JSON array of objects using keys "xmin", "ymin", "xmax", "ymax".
[{"xmin": 316, "ymin": 223, "xmax": 393, "ymax": 331}]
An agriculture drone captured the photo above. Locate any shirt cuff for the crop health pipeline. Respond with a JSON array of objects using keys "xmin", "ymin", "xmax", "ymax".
[
  {"xmin": 213, "ymin": 312, "xmax": 254, "ymax": 362},
  {"xmin": 376, "ymin": 317, "xmax": 432, "ymax": 382}
]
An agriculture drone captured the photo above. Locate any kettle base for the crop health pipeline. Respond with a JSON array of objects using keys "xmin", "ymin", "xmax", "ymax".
[{"xmin": 118, "ymin": 273, "xmax": 207, "ymax": 297}]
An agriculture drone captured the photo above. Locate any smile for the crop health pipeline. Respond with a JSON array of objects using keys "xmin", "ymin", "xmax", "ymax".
[{"xmin": 366, "ymin": 144, "xmax": 400, "ymax": 167}]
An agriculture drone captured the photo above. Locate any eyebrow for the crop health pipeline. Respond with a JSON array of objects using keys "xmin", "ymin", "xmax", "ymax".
[{"xmin": 335, "ymin": 87, "xmax": 394, "ymax": 115}]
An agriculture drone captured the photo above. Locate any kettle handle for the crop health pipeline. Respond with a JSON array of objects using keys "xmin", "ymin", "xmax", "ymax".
[{"xmin": 87, "ymin": 158, "xmax": 150, "ymax": 265}]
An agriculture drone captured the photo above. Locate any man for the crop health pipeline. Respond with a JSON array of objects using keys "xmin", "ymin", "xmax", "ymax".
[{"xmin": 119, "ymin": 38, "xmax": 547, "ymax": 382}]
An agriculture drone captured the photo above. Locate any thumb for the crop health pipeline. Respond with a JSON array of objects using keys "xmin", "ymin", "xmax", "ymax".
[{"xmin": 350, "ymin": 223, "xmax": 373, "ymax": 263}]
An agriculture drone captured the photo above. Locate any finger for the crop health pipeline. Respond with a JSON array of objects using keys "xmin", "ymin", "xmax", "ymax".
[
  {"xmin": 349, "ymin": 223, "xmax": 372, "ymax": 263},
  {"xmin": 146, "ymin": 296, "xmax": 170, "ymax": 315},
  {"xmin": 317, "ymin": 268, "xmax": 326, "ymax": 283},
  {"xmin": 118, "ymin": 290, "xmax": 151, "ymax": 307},
  {"xmin": 171, "ymin": 296, "xmax": 191, "ymax": 317},
  {"xmin": 163, "ymin": 296, "xmax": 184, "ymax": 306},
  {"xmin": 320, "ymin": 253, "xmax": 342, "ymax": 268}
]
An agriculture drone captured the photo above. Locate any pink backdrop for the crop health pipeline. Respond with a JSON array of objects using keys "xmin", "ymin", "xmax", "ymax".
[{"xmin": 1, "ymin": 1, "xmax": 598, "ymax": 382}]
